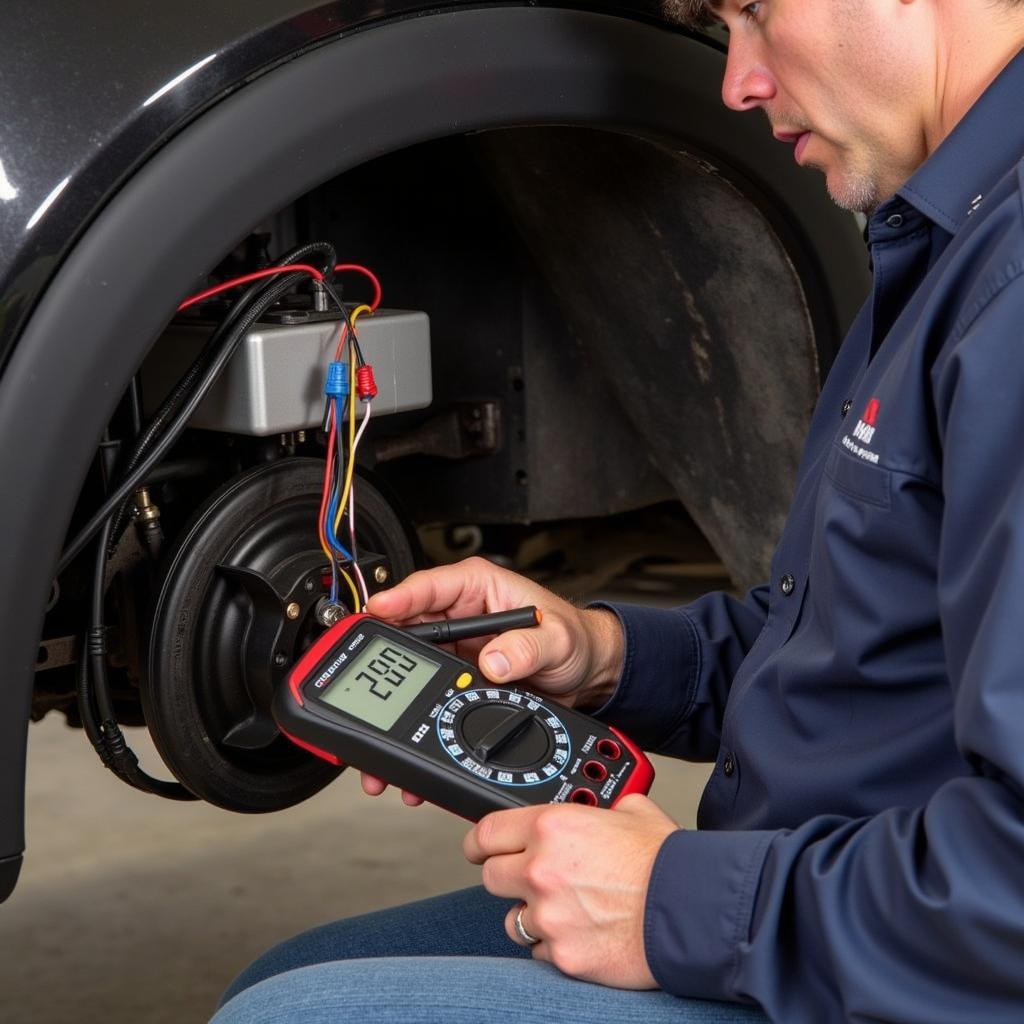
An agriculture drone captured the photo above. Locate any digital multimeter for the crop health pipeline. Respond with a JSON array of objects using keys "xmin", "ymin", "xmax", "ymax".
[{"xmin": 274, "ymin": 612, "xmax": 654, "ymax": 821}]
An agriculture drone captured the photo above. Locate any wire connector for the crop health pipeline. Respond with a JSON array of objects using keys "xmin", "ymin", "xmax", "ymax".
[
  {"xmin": 356, "ymin": 364, "xmax": 378, "ymax": 402},
  {"xmin": 325, "ymin": 360, "xmax": 350, "ymax": 398}
]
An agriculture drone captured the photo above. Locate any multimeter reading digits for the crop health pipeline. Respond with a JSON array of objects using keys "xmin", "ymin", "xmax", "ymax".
[{"xmin": 274, "ymin": 610, "xmax": 654, "ymax": 821}]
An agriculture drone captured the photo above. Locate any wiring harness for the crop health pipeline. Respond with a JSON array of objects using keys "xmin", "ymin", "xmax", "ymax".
[{"xmin": 68, "ymin": 242, "xmax": 382, "ymax": 799}]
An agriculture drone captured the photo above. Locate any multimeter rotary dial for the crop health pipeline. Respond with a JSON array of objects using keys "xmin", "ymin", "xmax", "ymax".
[{"xmin": 437, "ymin": 689, "xmax": 572, "ymax": 786}]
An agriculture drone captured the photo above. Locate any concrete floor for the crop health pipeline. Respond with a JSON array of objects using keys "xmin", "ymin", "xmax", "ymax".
[{"xmin": 1, "ymin": 581, "xmax": 716, "ymax": 1024}]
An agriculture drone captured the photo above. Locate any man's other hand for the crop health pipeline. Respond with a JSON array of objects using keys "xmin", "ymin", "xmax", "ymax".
[{"xmin": 465, "ymin": 794, "xmax": 679, "ymax": 989}]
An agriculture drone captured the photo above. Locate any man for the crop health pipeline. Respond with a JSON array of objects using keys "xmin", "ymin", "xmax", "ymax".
[{"xmin": 213, "ymin": 1, "xmax": 1024, "ymax": 1021}]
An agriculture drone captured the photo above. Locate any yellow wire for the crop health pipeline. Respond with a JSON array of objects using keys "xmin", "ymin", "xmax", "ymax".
[
  {"xmin": 338, "ymin": 565, "xmax": 360, "ymax": 610},
  {"xmin": 334, "ymin": 348, "xmax": 358, "ymax": 536},
  {"xmin": 350, "ymin": 304, "xmax": 373, "ymax": 326},
  {"xmin": 327, "ymin": 306, "xmax": 372, "ymax": 609}
]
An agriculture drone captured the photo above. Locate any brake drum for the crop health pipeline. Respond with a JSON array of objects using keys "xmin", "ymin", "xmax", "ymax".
[{"xmin": 143, "ymin": 457, "xmax": 416, "ymax": 811}]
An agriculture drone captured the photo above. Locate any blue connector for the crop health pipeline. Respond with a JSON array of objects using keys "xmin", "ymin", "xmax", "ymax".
[{"xmin": 324, "ymin": 360, "xmax": 350, "ymax": 398}]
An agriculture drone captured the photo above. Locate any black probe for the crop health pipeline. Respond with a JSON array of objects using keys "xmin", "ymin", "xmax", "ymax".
[{"xmin": 405, "ymin": 607, "xmax": 541, "ymax": 644}]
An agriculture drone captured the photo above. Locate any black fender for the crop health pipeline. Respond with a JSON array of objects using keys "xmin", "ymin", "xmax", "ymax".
[{"xmin": 0, "ymin": 5, "xmax": 869, "ymax": 900}]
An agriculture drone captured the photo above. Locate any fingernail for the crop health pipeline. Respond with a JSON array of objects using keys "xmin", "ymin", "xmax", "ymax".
[{"xmin": 484, "ymin": 651, "xmax": 511, "ymax": 678}]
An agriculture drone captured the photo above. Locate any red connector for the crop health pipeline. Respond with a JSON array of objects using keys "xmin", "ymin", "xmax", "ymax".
[{"xmin": 356, "ymin": 364, "xmax": 378, "ymax": 401}]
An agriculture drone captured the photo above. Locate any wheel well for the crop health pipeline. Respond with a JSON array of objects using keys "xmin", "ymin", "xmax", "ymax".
[{"xmin": 0, "ymin": 5, "xmax": 868, "ymax": 893}]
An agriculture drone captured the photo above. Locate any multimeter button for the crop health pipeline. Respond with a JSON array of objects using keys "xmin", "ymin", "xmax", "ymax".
[
  {"xmin": 456, "ymin": 672, "xmax": 473, "ymax": 689},
  {"xmin": 582, "ymin": 760, "xmax": 608, "ymax": 783},
  {"xmin": 460, "ymin": 705, "xmax": 550, "ymax": 769},
  {"xmin": 596, "ymin": 738, "xmax": 622, "ymax": 761},
  {"xmin": 569, "ymin": 788, "xmax": 599, "ymax": 806}
]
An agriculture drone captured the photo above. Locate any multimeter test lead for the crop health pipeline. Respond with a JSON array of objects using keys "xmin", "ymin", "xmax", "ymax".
[{"xmin": 405, "ymin": 606, "xmax": 542, "ymax": 644}]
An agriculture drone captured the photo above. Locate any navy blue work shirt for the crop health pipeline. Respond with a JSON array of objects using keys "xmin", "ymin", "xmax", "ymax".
[{"xmin": 598, "ymin": 48, "xmax": 1024, "ymax": 1022}]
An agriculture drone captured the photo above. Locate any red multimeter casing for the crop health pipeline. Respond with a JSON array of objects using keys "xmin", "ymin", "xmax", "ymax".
[{"xmin": 274, "ymin": 613, "xmax": 654, "ymax": 821}]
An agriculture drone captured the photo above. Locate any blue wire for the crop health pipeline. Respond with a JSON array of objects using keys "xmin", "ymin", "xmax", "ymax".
[{"xmin": 324, "ymin": 400, "xmax": 353, "ymax": 564}]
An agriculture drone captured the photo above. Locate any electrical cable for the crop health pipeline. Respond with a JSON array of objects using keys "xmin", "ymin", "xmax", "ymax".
[
  {"xmin": 105, "ymin": 242, "xmax": 338, "ymax": 550},
  {"xmin": 333, "ymin": 264, "xmax": 382, "ymax": 311},
  {"xmin": 59, "ymin": 241, "xmax": 339, "ymax": 577},
  {"xmin": 66, "ymin": 241, "xmax": 384, "ymax": 797},
  {"xmin": 84, "ymin": 518, "xmax": 197, "ymax": 799},
  {"xmin": 177, "ymin": 264, "xmax": 325, "ymax": 312},
  {"xmin": 347, "ymin": 401, "xmax": 374, "ymax": 608},
  {"xmin": 319, "ymin": 301, "xmax": 378, "ymax": 610},
  {"xmin": 58, "ymin": 267, "xmax": 317, "ymax": 574},
  {"xmin": 323, "ymin": 280, "xmax": 366, "ymax": 368}
]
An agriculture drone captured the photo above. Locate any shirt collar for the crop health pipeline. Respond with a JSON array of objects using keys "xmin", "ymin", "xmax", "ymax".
[{"xmin": 896, "ymin": 46, "xmax": 1024, "ymax": 235}]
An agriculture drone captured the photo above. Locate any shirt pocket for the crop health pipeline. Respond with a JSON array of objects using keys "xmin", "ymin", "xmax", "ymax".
[{"xmin": 823, "ymin": 444, "xmax": 891, "ymax": 509}]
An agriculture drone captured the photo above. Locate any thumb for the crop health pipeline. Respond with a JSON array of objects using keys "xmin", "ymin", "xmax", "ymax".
[
  {"xmin": 365, "ymin": 587, "xmax": 407, "ymax": 619},
  {"xmin": 477, "ymin": 627, "xmax": 547, "ymax": 683}
]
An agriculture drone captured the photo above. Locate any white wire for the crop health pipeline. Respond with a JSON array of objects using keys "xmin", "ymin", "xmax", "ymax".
[{"xmin": 348, "ymin": 402, "xmax": 374, "ymax": 609}]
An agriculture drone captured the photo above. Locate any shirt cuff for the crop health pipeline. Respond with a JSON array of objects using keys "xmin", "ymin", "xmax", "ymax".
[
  {"xmin": 587, "ymin": 602, "xmax": 701, "ymax": 751},
  {"xmin": 644, "ymin": 828, "xmax": 776, "ymax": 1001}
]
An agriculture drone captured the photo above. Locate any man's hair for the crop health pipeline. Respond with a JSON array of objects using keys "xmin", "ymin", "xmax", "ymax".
[{"xmin": 664, "ymin": 0, "xmax": 715, "ymax": 26}]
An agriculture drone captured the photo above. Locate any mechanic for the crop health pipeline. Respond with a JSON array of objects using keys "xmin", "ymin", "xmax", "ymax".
[{"xmin": 211, "ymin": 1, "xmax": 1024, "ymax": 1021}]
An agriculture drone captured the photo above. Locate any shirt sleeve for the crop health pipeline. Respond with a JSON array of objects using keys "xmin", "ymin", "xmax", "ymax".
[
  {"xmin": 644, "ymin": 273, "xmax": 1024, "ymax": 1022},
  {"xmin": 590, "ymin": 584, "xmax": 769, "ymax": 760}
]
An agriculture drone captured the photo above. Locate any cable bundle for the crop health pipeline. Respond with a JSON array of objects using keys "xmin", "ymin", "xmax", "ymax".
[
  {"xmin": 318, "ymin": 300, "xmax": 380, "ymax": 612},
  {"xmin": 65, "ymin": 246, "xmax": 381, "ymax": 798}
]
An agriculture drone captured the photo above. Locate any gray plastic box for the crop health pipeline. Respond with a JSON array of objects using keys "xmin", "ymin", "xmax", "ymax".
[{"xmin": 142, "ymin": 310, "xmax": 432, "ymax": 435}]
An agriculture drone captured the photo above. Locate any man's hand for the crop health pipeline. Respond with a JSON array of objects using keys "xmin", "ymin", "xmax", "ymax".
[
  {"xmin": 464, "ymin": 794, "xmax": 679, "ymax": 989},
  {"xmin": 359, "ymin": 557, "xmax": 625, "ymax": 804}
]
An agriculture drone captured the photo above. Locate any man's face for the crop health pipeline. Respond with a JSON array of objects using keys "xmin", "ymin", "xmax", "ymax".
[{"xmin": 715, "ymin": 0, "xmax": 930, "ymax": 211}]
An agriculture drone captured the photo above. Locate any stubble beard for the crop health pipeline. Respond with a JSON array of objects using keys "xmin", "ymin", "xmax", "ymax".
[
  {"xmin": 816, "ymin": 139, "xmax": 889, "ymax": 214},
  {"xmin": 823, "ymin": 162, "xmax": 884, "ymax": 213}
]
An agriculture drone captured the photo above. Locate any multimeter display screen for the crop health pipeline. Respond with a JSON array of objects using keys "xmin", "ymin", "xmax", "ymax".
[{"xmin": 318, "ymin": 636, "xmax": 441, "ymax": 731}]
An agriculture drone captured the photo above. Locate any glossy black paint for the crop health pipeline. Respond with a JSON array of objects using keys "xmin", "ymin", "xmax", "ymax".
[
  {"xmin": 0, "ymin": 1, "xmax": 381, "ymax": 365},
  {"xmin": 0, "ymin": 0, "xmax": 686, "ymax": 369},
  {"xmin": 0, "ymin": 0, "xmax": 870, "ymax": 905}
]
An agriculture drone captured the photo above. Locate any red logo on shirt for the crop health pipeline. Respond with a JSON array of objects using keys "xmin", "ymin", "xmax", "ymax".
[{"xmin": 852, "ymin": 398, "xmax": 880, "ymax": 445}]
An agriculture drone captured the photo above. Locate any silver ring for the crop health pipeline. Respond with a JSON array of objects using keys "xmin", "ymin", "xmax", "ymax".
[{"xmin": 514, "ymin": 905, "xmax": 540, "ymax": 945}]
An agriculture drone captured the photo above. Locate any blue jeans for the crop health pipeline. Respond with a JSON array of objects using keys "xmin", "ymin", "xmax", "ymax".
[{"xmin": 211, "ymin": 886, "xmax": 768, "ymax": 1023}]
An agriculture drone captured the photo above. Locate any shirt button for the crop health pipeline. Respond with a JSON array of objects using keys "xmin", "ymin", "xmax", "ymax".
[
  {"xmin": 886, "ymin": 213, "xmax": 904, "ymax": 228},
  {"xmin": 723, "ymin": 753, "xmax": 735, "ymax": 777},
  {"xmin": 780, "ymin": 573, "xmax": 796, "ymax": 596},
  {"xmin": 841, "ymin": 398, "xmax": 852, "ymax": 418}
]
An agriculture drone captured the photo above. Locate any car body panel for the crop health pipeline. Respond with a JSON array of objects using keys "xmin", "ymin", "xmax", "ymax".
[
  {"xmin": 0, "ymin": 2, "xmax": 870, "ymax": 903},
  {"xmin": 0, "ymin": 0, "xmax": 688, "ymax": 367}
]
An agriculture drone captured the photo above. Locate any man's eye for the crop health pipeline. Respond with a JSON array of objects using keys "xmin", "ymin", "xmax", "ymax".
[{"xmin": 740, "ymin": 2, "xmax": 763, "ymax": 20}]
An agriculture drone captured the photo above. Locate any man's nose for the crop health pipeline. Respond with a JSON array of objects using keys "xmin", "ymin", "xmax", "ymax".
[{"xmin": 721, "ymin": 42, "xmax": 776, "ymax": 111}]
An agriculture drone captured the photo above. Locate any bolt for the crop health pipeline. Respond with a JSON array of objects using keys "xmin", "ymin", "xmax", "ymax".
[
  {"xmin": 304, "ymin": 578, "xmax": 316, "ymax": 593},
  {"xmin": 374, "ymin": 566, "xmax": 389, "ymax": 585},
  {"xmin": 286, "ymin": 602, "xmax": 301, "ymax": 620},
  {"xmin": 317, "ymin": 601, "xmax": 344, "ymax": 627},
  {"xmin": 273, "ymin": 652, "xmax": 287, "ymax": 667}
]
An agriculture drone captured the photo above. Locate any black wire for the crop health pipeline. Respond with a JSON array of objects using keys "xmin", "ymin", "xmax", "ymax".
[
  {"xmin": 321, "ymin": 279, "xmax": 367, "ymax": 367},
  {"xmin": 86, "ymin": 518, "xmax": 196, "ymax": 799},
  {"xmin": 106, "ymin": 242, "xmax": 337, "ymax": 549},
  {"xmin": 60, "ymin": 251, "xmax": 336, "ymax": 574},
  {"xmin": 67, "ymin": 241, "xmax": 341, "ymax": 798}
]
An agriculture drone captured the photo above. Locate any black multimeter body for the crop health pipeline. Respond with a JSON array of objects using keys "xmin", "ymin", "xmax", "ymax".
[{"xmin": 274, "ymin": 613, "xmax": 654, "ymax": 821}]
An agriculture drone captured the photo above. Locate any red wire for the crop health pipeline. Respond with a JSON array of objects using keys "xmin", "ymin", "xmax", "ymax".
[
  {"xmin": 177, "ymin": 264, "xmax": 325, "ymax": 312},
  {"xmin": 318, "ymin": 409, "xmax": 338, "ymax": 559},
  {"xmin": 334, "ymin": 264, "xmax": 382, "ymax": 310},
  {"xmin": 333, "ymin": 322, "xmax": 350, "ymax": 362}
]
